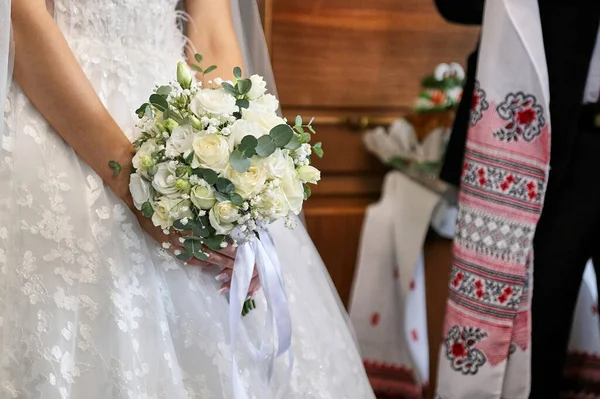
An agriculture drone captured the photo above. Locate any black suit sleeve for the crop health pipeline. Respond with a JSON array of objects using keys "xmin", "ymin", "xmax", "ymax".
[
  {"xmin": 439, "ymin": 47, "xmax": 479, "ymax": 187},
  {"xmin": 434, "ymin": 0, "xmax": 485, "ymax": 25}
]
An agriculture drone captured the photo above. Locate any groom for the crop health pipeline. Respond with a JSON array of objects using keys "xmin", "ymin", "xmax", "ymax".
[{"xmin": 436, "ymin": 0, "xmax": 600, "ymax": 397}]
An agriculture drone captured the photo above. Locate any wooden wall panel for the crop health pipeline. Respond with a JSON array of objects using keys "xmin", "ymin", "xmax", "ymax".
[{"xmin": 272, "ymin": 0, "xmax": 478, "ymax": 110}]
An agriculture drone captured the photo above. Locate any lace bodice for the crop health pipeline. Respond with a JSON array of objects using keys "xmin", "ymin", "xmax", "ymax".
[{"xmin": 53, "ymin": 0, "xmax": 185, "ymax": 61}]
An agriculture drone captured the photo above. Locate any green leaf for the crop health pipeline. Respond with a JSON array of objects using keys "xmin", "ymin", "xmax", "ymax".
[
  {"xmin": 299, "ymin": 132, "xmax": 311, "ymax": 143},
  {"xmin": 229, "ymin": 149, "xmax": 252, "ymax": 173},
  {"xmin": 191, "ymin": 64, "xmax": 203, "ymax": 73},
  {"xmin": 135, "ymin": 103, "xmax": 150, "ymax": 118},
  {"xmin": 284, "ymin": 134, "xmax": 302, "ymax": 150},
  {"xmin": 308, "ymin": 125, "xmax": 316, "ymax": 134},
  {"xmin": 194, "ymin": 53, "xmax": 203, "ymax": 63},
  {"xmin": 204, "ymin": 235, "xmax": 226, "ymax": 251},
  {"xmin": 150, "ymin": 94, "xmax": 169, "ymax": 113},
  {"xmin": 204, "ymin": 65, "xmax": 217, "ymax": 74},
  {"xmin": 191, "ymin": 217, "xmax": 212, "ymax": 238},
  {"xmin": 184, "ymin": 151, "xmax": 194, "ymax": 165},
  {"xmin": 141, "ymin": 202, "xmax": 154, "ymax": 218},
  {"xmin": 256, "ymin": 135, "xmax": 277, "ymax": 157},
  {"xmin": 216, "ymin": 177, "xmax": 236, "ymax": 193},
  {"xmin": 237, "ymin": 78, "xmax": 252, "ymax": 95},
  {"xmin": 108, "ymin": 160, "xmax": 121, "ymax": 176},
  {"xmin": 157, "ymin": 85, "xmax": 172, "ymax": 97},
  {"xmin": 222, "ymin": 82, "xmax": 240, "ymax": 96},
  {"xmin": 233, "ymin": 66, "xmax": 242, "ymax": 79},
  {"xmin": 183, "ymin": 237, "xmax": 203, "ymax": 256},
  {"xmin": 313, "ymin": 142, "xmax": 324, "ymax": 158},
  {"xmin": 295, "ymin": 115, "xmax": 302, "ymax": 126},
  {"xmin": 176, "ymin": 250, "xmax": 192, "ymax": 261},
  {"xmin": 240, "ymin": 135, "xmax": 258, "ymax": 150},
  {"xmin": 230, "ymin": 193, "xmax": 244, "ymax": 206},
  {"xmin": 269, "ymin": 124, "xmax": 294, "ymax": 148},
  {"xmin": 193, "ymin": 251, "xmax": 210, "ymax": 261},
  {"xmin": 202, "ymin": 169, "xmax": 219, "ymax": 185},
  {"xmin": 295, "ymin": 125, "xmax": 305, "ymax": 134},
  {"xmin": 303, "ymin": 184, "xmax": 312, "ymax": 200},
  {"xmin": 236, "ymin": 99, "xmax": 250, "ymax": 109},
  {"xmin": 215, "ymin": 191, "xmax": 230, "ymax": 202},
  {"xmin": 173, "ymin": 218, "xmax": 194, "ymax": 231}
]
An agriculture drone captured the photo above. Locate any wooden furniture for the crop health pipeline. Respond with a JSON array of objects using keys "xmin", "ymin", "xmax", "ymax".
[{"xmin": 259, "ymin": 1, "xmax": 478, "ymax": 396}]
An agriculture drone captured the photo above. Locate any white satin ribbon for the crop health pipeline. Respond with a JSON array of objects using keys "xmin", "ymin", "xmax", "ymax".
[{"xmin": 229, "ymin": 230, "xmax": 293, "ymax": 399}]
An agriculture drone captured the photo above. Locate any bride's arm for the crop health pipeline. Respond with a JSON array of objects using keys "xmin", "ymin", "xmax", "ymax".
[
  {"xmin": 185, "ymin": 0, "xmax": 245, "ymax": 81},
  {"xmin": 12, "ymin": 0, "xmax": 134, "ymax": 200}
]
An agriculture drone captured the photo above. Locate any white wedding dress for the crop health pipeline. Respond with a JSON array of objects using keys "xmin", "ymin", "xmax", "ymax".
[{"xmin": 0, "ymin": 1, "xmax": 375, "ymax": 398}]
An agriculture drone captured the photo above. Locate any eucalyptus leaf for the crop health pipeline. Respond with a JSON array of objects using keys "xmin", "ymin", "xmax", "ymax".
[
  {"xmin": 256, "ymin": 135, "xmax": 277, "ymax": 157},
  {"xmin": 204, "ymin": 235, "xmax": 226, "ymax": 251},
  {"xmin": 201, "ymin": 169, "xmax": 218, "ymax": 185},
  {"xmin": 284, "ymin": 134, "xmax": 302, "ymax": 150},
  {"xmin": 222, "ymin": 82, "xmax": 240, "ymax": 96},
  {"xmin": 229, "ymin": 149, "xmax": 251, "ymax": 172},
  {"xmin": 295, "ymin": 115, "xmax": 302, "ymax": 126},
  {"xmin": 215, "ymin": 191, "xmax": 230, "ymax": 202},
  {"xmin": 303, "ymin": 184, "xmax": 312, "ymax": 200},
  {"xmin": 183, "ymin": 237, "xmax": 203, "ymax": 257},
  {"xmin": 204, "ymin": 65, "xmax": 217, "ymax": 74},
  {"xmin": 157, "ymin": 85, "xmax": 172, "ymax": 97},
  {"xmin": 149, "ymin": 94, "xmax": 169, "ymax": 113},
  {"xmin": 135, "ymin": 103, "xmax": 150, "ymax": 118},
  {"xmin": 229, "ymin": 193, "xmax": 244, "ymax": 206},
  {"xmin": 299, "ymin": 132, "xmax": 311, "ymax": 143},
  {"xmin": 313, "ymin": 142, "xmax": 324, "ymax": 158},
  {"xmin": 194, "ymin": 53, "xmax": 203, "ymax": 63},
  {"xmin": 295, "ymin": 125, "xmax": 305, "ymax": 134},
  {"xmin": 108, "ymin": 160, "xmax": 121, "ymax": 177},
  {"xmin": 240, "ymin": 135, "xmax": 258, "ymax": 149},
  {"xmin": 308, "ymin": 125, "xmax": 316, "ymax": 134},
  {"xmin": 236, "ymin": 99, "xmax": 250, "ymax": 109},
  {"xmin": 191, "ymin": 222, "xmax": 211, "ymax": 238},
  {"xmin": 237, "ymin": 78, "xmax": 252, "ymax": 95},
  {"xmin": 193, "ymin": 251, "xmax": 210, "ymax": 261},
  {"xmin": 176, "ymin": 250, "xmax": 192, "ymax": 261},
  {"xmin": 173, "ymin": 218, "xmax": 193, "ymax": 231},
  {"xmin": 216, "ymin": 178, "xmax": 236, "ymax": 193},
  {"xmin": 269, "ymin": 124, "xmax": 294, "ymax": 148},
  {"xmin": 141, "ymin": 202, "xmax": 154, "ymax": 218},
  {"xmin": 233, "ymin": 66, "xmax": 242, "ymax": 79},
  {"xmin": 184, "ymin": 151, "xmax": 194, "ymax": 165},
  {"xmin": 191, "ymin": 64, "xmax": 203, "ymax": 73}
]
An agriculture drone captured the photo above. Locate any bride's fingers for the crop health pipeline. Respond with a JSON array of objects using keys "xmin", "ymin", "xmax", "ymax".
[
  {"xmin": 215, "ymin": 244, "xmax": 236, "ymax": 259},
  {"xmin": 248, "ymin": 276, "xmax": 261, "ymax": 296},
  {"xmin": 204, "ymin": 249, "xmax": 235, "ymax": 269}
]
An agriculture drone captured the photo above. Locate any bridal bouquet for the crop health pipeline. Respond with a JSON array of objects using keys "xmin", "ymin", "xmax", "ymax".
[{"xmin": 121, "ymin": 55, "xmax": 322, "ymax": 315}]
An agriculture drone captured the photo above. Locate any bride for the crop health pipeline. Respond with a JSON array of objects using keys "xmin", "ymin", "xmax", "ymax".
[{"xmin": 0, "ymin": 0, "xmax": 375, "ymax": 398}]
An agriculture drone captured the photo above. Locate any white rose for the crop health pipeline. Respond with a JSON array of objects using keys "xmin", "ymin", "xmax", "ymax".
[
  {"xmin": 249, "ymin": 93, "xmax": 280, "ymax": 114},
  {"xmin": 247, "ymin": 74, "xmax": 267, "ymax": 100},
  {"xmin": 242, "ymin": 108, "xmax": 286, "ymax": 132},
  {"xmin": 266, "ymin": 149, "xmax": 290, "ymax": 179},
  {"xmin": 209, "ymin": 201, "xmax": 240, "ymax": 235},
  {"xmin": 190, "ymin": 88, "xmax": 238, "ymax": 116},
  {"xmin": 165, "ymin": 125, "xmax": 196, "ymax": 158},
  {"xmin": 152, "ymin": 197, "xmax": 192, "ymax": 230},
  {"xmin": 190, "ymin": 185, "xmax": 216, "ymax": 210},
  {"xmin": 132, "ymin": 140, "xmax": 159, "ymax": 177},
  {"xmin": 281, "ymin": 159, "xmax": 304, "ymax": 215},
  {"xmin": 257, "ymin": 186, "xmax": 290, "ymax": 220},
  {"xmin": 129, "ymin": 173, "xmax": 152, "ymax": 209},
  {"xmin": 297, "ymin": 165, "xmax": 321, "ymax": 184},
  {"xmin": 152, "ymin": 162, "xmax": 179, "ymax": 196},
  {"xmin": 228, "ymin": 119, "xmax": 268, "ymax": 148},
  {"xmin": 223, "ymin": 162, "xmax": 268, "ymax": 199},
  {"xmin": 192, "ymin": 135, "xmax": 231, "ymax": 172}
]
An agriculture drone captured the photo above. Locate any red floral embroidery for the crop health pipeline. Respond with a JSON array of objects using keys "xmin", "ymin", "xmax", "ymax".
[
  {"xmin": 452, "ymin": 272, "xmax": 464, "ymax": 288},
  {"xmin": 371, "ymin": 313, "xmax": 381, "ymax": 326},
  {"xmin": 445, "ymin": 326, "xmax": 488, "ymax": 375},
  {"xmin": 493, "ymin": 92, "xmax": 545, "ymax": 142}
]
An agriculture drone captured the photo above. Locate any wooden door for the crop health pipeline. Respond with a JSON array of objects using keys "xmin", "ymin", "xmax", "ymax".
[{"xmin": 260, "ymin": 0, "xmax": 478, "ymax": 395}]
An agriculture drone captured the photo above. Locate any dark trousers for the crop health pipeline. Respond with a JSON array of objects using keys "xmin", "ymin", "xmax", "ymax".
[{"xmin": 529, "ymin": 123, "xmax": 600, "ymax": 398}]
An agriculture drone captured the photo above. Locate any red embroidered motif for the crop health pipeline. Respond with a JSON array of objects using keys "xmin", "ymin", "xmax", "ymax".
[
  {"xmin": 444, "ymin": 326, "xmax": 488, "ymax": 375},
  {"xmin": 493, "ymin": 92, "xmax": 545, "ymax": 142},
  {"xmin": 470, "ymin": 80, "xmax": 489, "ymax": 126},
  {"xmin": 371, "ymin": 313, "xmax": 380, "ymax": 326},
  {"xmin": 411, "ymin": 329, "xmax": 419, "ymax": 342}
]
